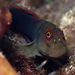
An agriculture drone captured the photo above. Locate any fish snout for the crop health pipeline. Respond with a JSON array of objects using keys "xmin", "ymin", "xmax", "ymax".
[{"xmin": 53, "ymin": 38, "xmax": 66, "ymax": 46}]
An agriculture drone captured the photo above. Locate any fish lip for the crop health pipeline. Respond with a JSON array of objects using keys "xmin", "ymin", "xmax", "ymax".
[
  {"xmin": 36, "ymin": 46, "xmax": 68, "ymax": 59},
  {"xmin": 37, "ymin": 47, "xmax": 57, "ymax": 59}
]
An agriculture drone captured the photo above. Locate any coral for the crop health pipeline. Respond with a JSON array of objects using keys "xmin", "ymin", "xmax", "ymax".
[
  {"xmin": 59, "ymin": 6, "xmax": 75, "ymax": 75},
  {"xmin": 0, "ymin": 7, "xmax": 12, "ymax": 38},
  {"xmin": 0, "ymin": 0, "xmax": 21, "ymax": 8},
  {"xmin": 22, "ymin": 0, "xmax": 45, "ymax": 8},
  {"xmin": 0, "ymin": 50, "xmax": 18, "ymax": 75},
  {"xmin": 28, "ymin": 0, "xmax": 75, "ymax": 26},
  {"xmin": 60, "ymin": 7, "xmax": 75, "ymax": 55},
  {"xmin": 0, "ymin": 0, "xmax": 22, "ymax": 38}
]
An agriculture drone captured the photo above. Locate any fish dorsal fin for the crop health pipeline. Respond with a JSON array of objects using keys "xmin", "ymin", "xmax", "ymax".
[
  {"xmin": 10, "ymin": 4, "xmax": 42, "ymax": 21},
  {"xmin": 13, "ymin": 40, "xmax": 41, "ymax": 58}
]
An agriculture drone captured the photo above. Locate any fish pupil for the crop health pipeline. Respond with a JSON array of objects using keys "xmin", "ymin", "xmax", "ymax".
[{"xmin": 47, "ymin": 32, "xmax": 50, "ymax": 38}]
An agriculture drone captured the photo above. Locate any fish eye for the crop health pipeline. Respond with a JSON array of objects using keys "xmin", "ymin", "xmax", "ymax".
[{"xmin": 45, "ymin": 30, "xmax": 52, "ymax": 40}]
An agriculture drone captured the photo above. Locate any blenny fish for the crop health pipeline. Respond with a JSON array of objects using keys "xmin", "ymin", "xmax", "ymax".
[{"xmin": 9, "ymin": 5, "xmax": 67, "ymax": 58}]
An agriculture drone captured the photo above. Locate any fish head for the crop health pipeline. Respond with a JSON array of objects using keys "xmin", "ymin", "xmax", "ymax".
[{"xmin": 36, "ymin": 22, "xmax": 67, "ymax": 58}]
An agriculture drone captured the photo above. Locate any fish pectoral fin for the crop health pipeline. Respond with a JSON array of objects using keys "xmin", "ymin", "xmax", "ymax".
[
  {"xmin": 24, "ymin": 40, "xmax": 36, "ymax": 46},
  {"xmin": 13, "ymin": 40, "xmax": 35, "ymax": 49},
  {"xmin": 12, "ymin": 40, "xmax": 41, "ymax": 58},
  {"xmin": 35, "ymin": 60, "xmax": 47, "ymax": 71}
]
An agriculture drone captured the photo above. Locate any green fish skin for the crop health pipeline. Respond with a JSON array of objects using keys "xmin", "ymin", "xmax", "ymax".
[{"xmin": 9, "ymin": 5, "xmax": 67, "ymax": 58}]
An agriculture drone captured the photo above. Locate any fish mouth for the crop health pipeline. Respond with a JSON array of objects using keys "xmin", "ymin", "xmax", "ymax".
[
  {"xmin": 37, "ymin": 48, "xmax": 57, "ymax": 59},
  {"xmin": 37, "ymin": 49, "xmax": 54, "ymax": 59},
  {"xmin": 37, "ymin": 46, "xmax": 67, "ymax": 59}
]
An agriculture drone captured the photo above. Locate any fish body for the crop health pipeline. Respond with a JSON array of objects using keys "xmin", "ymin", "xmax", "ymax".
[{"xmin": 9, "ymin": 5, "xmax": 67, "ymax": 58}]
